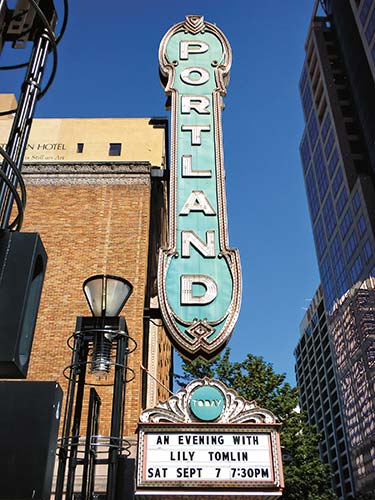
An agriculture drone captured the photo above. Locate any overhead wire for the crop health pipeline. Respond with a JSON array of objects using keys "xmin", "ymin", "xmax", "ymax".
[{"xmin": 140, "ymin": 363, "xmax": 174, "ymax": 397}]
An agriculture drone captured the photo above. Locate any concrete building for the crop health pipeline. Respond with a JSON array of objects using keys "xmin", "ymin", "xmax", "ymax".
[
  {"xmin": 295, "ymin": 287, "xmax": 355, "ymax": 499},
  {"xmin": 0, "ymin": 94, "xmax": 172, "ymax": 492}
]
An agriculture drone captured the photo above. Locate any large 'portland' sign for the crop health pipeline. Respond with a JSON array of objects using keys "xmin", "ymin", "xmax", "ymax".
[{"xmin": 158, "ymin": 15, "xmax": 242, "ymax": 359}]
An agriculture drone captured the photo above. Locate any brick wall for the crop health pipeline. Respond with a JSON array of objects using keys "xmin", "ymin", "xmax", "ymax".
[{"xmin": 21, "ymin": 162, "xmax": 171, "ymax": 437}]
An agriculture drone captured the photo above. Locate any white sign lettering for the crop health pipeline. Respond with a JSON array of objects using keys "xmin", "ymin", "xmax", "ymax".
[
  {"xmin": 181, "ymin": 124, "xmax": 211, "ymax": 145},
  {"xmin": 180, "ymin": 190, "xmax": 216, "ymax": 216},
  {"xmin": 181, "ymin": 275, "xmax": 218, "ymax": 305},
  {"xmin": 181, "ymin": 95, "xmax": 210, "ymax": 114},
  {"xmin": 180, "ymin": 40, "xmax": 209, "ymax": 60},
  {"xmin": 180, "ymin": 66, "xmax": 210, "ymax": 85},
  {"xmin": 181, "ymin": 155, "xmax": 212, "ymax": 177},
  {"xmin": 181, "ymin": 230, "xmax": 215, "ymax": 258}
]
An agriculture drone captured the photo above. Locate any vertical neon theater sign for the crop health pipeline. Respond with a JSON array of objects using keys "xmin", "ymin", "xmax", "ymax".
[{"xmin": 158, "ymin": 15, "xmax": 242, "ymax": 359}]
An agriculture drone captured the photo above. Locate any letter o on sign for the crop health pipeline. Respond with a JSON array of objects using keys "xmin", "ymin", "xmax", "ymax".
[{"xmin": 180, "ymin": 67, "xmax": 210, "ymax": 85}]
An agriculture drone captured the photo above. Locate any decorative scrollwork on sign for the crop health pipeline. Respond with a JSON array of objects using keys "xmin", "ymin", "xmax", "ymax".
[
  {"xmin": 183, "ymin": 15, "xmax": 205, "ymax": 34},
  {"xmin": 139, "ymin": 378, "xmax": 279, "ymax": 424}
]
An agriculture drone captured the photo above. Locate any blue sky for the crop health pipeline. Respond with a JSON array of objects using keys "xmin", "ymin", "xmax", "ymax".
[{"xmin": 2, "ymin": 0, "xmax": 323, "ymax": 382}]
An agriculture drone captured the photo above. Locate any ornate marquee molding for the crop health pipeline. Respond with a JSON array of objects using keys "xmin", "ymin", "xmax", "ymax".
[{"xmin": 139, "ymin": 378, "xmax": 278, "ymax": 425}]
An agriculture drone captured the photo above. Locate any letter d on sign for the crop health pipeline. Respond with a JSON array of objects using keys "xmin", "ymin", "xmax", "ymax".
[{"xmin": 181, "ymin": 275, "xmax": 218, "ymax": 305}]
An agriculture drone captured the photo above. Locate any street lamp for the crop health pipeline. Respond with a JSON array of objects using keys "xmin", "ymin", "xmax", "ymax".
[
  {"xmin": 55, "ymin": 274, "xmax": 136, "ymax": 500},
  {"xmin": 83, "ymin": 274, "xmax": 133, "ymax": 318},
  {"xmin": 83, "ymin": 275, "xmax": 133, "ymax": 377}
]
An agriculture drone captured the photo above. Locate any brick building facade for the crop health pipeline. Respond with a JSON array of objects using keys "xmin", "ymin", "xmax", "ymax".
[{"xmin": 0, "ymin": 97, "xmax": 173, "ymax": 443}]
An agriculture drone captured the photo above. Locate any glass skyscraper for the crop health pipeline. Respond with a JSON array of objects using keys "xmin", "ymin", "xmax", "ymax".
[
  {"xmin": 296, "ymin": 1, "xmax": 375, "ymax": 497},
  {"xmin": 322, "ymin": 0, "xmax": 375, "ymax": 181},
  {"xmin": 300, "ymin": 5, "xmax": 375, "ymax": 313}
]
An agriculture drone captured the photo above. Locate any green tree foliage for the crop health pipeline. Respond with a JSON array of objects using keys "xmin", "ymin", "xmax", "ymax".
[{"xmin": 177, "ymin": 348, "xmax": 336, "ymax": 500}]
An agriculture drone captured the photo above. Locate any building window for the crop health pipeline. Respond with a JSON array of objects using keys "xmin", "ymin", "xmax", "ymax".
[
  {"xmin": 368, "ymin": 347, "xmax": 375, "ymax": 370},
  {"xmin": 360, "ymin": 0, "xmax": 372, "ymax": 26},
  {"xmin": 321, "ymin": 254, "xmax": 332, "ymax": 287},
  {"xmin": 355, "ymin": 454, "xmax": 366, "ymax": 476},
  {"xmin": 358, "ymin": 214, "xmax": 367, "ymax": 238},
  {"xmin": 323, "ymin": 194, "xmax": 336, "ymax": 237},
  {"xmin": 300, "ymin": 66, "xmax": 308, "ymax": 93},
  {"xmin": 365, "ymin": 6, "xmax": 375, "ymax": 43},
  {"xmin": 350, "ymin": 255, "xmax": 363, "ymax": 283},
  {"xmin": 322, "ymin": 275, "xmax": 335, "ymax": 312},
  {"xmin": 327, "ymin": 147, "xmax": 339, "ymax": 176},
  {"xmin": 313, "ymin": 216, "xmax": 327, "ymax": 259},
  {"xmin": 306, "ymin": 169, "xmax": 319, "ymax": 221},
  {"xmin": 337, "ymin": 269, "xmax": 349, "ymax": 298},
  {"xmin": 302, "ymin": 84, "xmax": 313, "ymax": 119},
  {"xmin": 330, "ymin": 232, "xmax": 347, "ymax": 300},
  {"xmin": 345, "ymin": 231, "xmax": 358, "ymax": 261},
  {"xmin": 76, "ymin": 143, "xmax": 84, "ymax": 153},
  {"xmin": 324, "ymin": 130, "xmax": 335, "ymax": 159},
  {"xmin": 340, "ymin": 208, "xmax": 353, "ymax": 238},
  {"xmin": 300, "ymin": 135, "xmax": 311, "ymax": 173},
  {"xmin": 314, "ymin": 143, "xmax": 328, "ymax": 200},
  {"xmin": 332, "ymin": 168, "xmax": 343, "ymax": 198},
  {"xmin": 364, "ymin": 239, "xmax": 373, "ymax": 262},
  {"xmin": 336, "ymin": 187, "xmax": 348, "ymax": 216},
  {"xmin": 308, "ymin": 113, "xmax": 318, "ymax": 148},
  {"xmin": 331, "ymin": 233, "xmax": 343, "ymax": 262},
  {"xmin": 352, "ymin": 191, "xmax": 361, "ymax": 212},
  {"xmin": 109, "ymin": 143, "xmax": 122, "ymax": 156},
  {"xmin": 321, "ymin": 112, "xmax": 331, "ymax": 142}
]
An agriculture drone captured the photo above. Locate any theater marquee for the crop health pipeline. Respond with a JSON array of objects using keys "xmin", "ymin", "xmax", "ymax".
[
  {"xmin": 136, "ymin": 379, "xmax": 284, "ymax": 498},
  {"xmin": 158, "ymin": 15, "xmax": 242, "ymax": 359}
]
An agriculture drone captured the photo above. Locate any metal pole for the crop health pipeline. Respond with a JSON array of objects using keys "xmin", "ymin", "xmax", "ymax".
[
  {"xmin": 0, "ymin": 28, "xmax": 51, "ymax": 229},
  {"xmin": 107, "ymin": 323, "xmax": 128, "ymax": 499},
  {"xmin": 65, "ymin": 338, "xmax": 88, "ymax": 500},
  {"xmin": 81, "ymin": 388, "xmax": 101, "ymax": 500},
  {"xmin": 55, "ymin": 333, "xmax": 83, "ymax": 500}
]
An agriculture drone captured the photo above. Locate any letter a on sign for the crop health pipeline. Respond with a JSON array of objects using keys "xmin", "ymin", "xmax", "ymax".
[{"xmin": 158, "ymin": 15, "xmax": 242, "ymax": 359}]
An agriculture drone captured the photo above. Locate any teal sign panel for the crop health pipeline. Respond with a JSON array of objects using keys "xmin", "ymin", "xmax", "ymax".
[
  {"xmin": 189, "ymin": 385, "xmax": 225, "ymax": 421},
  {"xmin": 158, "ymin": 15, "xmax": 242, "ymax": 359}
]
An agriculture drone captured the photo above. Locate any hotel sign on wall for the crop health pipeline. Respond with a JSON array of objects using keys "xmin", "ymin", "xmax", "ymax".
[{"xmin": 158, "ymin": 15, "xmax": 242, "ymax": 359}]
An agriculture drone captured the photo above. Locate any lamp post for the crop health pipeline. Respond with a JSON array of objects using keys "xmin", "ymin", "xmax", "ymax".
[{"xmin": 55, "ymin": 274, "xmax": 136, "ymax": 500}]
